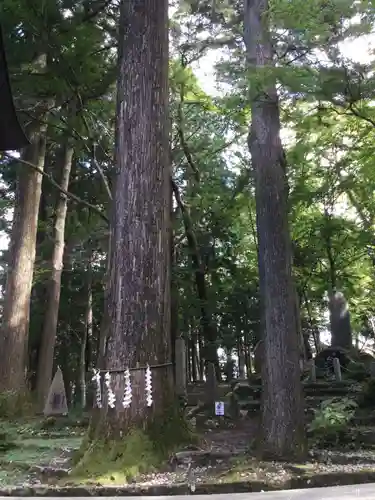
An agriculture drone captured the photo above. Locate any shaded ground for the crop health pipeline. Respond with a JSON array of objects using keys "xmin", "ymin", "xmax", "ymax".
[
  {"xmin": 2, "ymin": 416, "xmax": 375, "ymax": 494},
  {"xmin": 0, "ymin": 417, "xmax": 84, "ymax": 488}
]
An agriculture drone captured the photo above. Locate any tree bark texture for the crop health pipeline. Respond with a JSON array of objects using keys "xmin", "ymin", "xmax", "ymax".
[
  {"xmin": 35, "ymin": 140, "xmax": 74, "ymax": 408},
  {"xmin": 0, "ymin": 124, "xmax": 48, "ymax": 391},
  {"xmin": 97, "ymin": 0, "xmax": 171, "ymax": 434},
  {"xmin": 244, "ymin": 0, "xmax": 306, "ymax": 459}
]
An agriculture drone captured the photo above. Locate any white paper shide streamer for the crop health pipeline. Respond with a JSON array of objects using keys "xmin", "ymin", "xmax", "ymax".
[
  {"xmin": 105, "ymin": 371, "xmax": 116, "ymax": 408},
  {"xmin": 122, "ymin": 368, "xmax": 132, "ymax": 408},
  {"xmin": 92, "ymin": 369, "xmax": 102, "ymax": 408},
  {"xmin": 145, "ymin": 365, "xmax": 153, "ymax": 407}
]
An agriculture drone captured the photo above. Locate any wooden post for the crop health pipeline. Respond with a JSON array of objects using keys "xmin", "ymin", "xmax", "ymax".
[
  {"xmin": 175, "ymin": 337, "xmax": 187, "ymax": 397},
  {"xmin": 299, "ymin": 359, "xmax": 304, "ymax": 372},
  {"xmin": 310, "ymin": 361, "xmax": 317, "ymax": 383},
  {"xmin": 333, "ymin": 357, "xmax": 342, "ymax": 382},
  {"xmin": 238, "ymin": 352, "xmax": 246, "ymax": 379}
]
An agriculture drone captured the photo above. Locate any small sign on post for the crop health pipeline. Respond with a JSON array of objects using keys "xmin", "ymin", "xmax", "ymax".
[{"xmin": 215, "ymin": 401, "xmax": 225, "ymax": 416}]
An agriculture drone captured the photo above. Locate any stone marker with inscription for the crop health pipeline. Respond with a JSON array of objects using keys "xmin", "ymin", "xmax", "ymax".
[{"xmin": 43, "ymin": 366, "xmax": 68, "ymax": 416}]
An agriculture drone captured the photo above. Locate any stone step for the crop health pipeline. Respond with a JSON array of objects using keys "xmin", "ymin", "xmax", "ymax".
[
  {"xmin": 236, "ymin": 400, "xmax": 260, "ymax": 411},
  {"xmin": 188, "ymin": 390, "xmax": 354, "ymax": 402},
  {"xmin": 187, "ymin": 381, "xmax": 355, "ymax": 395},
  {"xmin": 231, "ymin": 385, "xmax": 355, "ymax": 401},
  {"xmin": 233, "ymin": 395, "xmax": 344, "ymax": 412},
  {"xmin": 233, "ymin": 383, "xmax": 354, "ymax": 392}
]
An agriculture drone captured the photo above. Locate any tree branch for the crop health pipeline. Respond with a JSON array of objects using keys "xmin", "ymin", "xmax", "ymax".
[
  {"xmin": 2, "ymin": 153, "xmax": 109, "ymax": 224},
  {"xmin": 92, "ymin": 144, "xmax": 113, "ymax": 200},
  {"xmin": 176, "ymin": 61, "xmax": 200, "ymax": 182}
]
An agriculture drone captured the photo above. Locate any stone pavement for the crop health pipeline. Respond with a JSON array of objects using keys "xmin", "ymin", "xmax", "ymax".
[{"xmin": 2, "ymin": 482, "xmax": 374, "ymax": 499}]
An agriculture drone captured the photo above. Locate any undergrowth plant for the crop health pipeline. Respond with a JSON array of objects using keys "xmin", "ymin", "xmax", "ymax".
[
  {"xmin": 308, "ymin": 397, "xmax": 357, "ymax": 446},
  {"xmin": 0, "ymin": 390, "xmax": 35, "ymax": 419}
]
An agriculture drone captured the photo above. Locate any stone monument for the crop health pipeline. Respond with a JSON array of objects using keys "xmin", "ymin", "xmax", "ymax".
[{"xmin": 43, "ymin": 366, "xmax": 68, "ymax": 416}]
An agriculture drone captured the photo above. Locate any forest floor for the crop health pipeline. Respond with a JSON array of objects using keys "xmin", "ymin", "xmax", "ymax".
[{"xmin": 2, "ymin": 416, "xmax": 375, "ymax": 494}]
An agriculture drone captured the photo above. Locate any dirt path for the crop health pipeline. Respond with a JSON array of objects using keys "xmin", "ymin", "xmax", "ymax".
[
  {"xmin": 3, "ymin": 417, "xmax": 375, "ymax": 494},
  {"xmin": 202, "ymin": 419, "xmax": 259, "ymax": 453}
]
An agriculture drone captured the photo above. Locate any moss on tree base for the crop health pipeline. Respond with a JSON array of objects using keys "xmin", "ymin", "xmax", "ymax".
[{"xmin": 71, "ymin": 405, "xmax": 197, "ymax": 483}]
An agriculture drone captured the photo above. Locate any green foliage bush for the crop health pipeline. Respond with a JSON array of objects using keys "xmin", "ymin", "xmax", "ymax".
[
  {"xmin": 345, "ymin": 361, "xmax": 369, "ymax": 382},
  {"xmin": 308, "ymin": 397, "xmax": 357, "ymax": 446},
  {"xmin": 0, "ymin": 425, "xmax": 17, "ymax": 452},
  {"xmin": 358, "ymin": 378, "xmax": 375, "ymax": 408}
]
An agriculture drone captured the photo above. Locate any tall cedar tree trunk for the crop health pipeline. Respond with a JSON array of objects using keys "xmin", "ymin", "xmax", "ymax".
[
  {"xmin": 95, "ymin": 0, "xmax": 171, "ymax": 434},
  {"xmin": 0, "ymin": 126, "xmax": 48, "ymax": 391},
  {"xmin": 35, "ymin": 140, "xmax": 74, "ymax": 408},
  {"xmin": 244, "ymin": 0, "xmax": 306, "ymax": 459},
  {"xmin": 28, "ymin": 181, "xmax": 49, "ymax": 391}
]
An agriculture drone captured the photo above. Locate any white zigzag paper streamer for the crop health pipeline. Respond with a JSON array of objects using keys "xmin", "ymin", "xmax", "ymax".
[
  {"xmin": 122, "ymin": 368, "xmax": 132, "ymax": 408},
  {"xmin": 105, "ymin": 371, "xmax": 116, "ymax": 408},
  {"xmin": 92, "ymin": 369, "xmax": 102, "ymax": 408},
  {"xmin": 145, "ymin": 364, "xmax": 153, "ymax": 407}
]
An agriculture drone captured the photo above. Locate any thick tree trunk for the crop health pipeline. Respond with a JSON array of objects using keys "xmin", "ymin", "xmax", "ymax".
[
  {"xmin": 35, "ymin": 140, "xmax": 74, "ymax": 408},
  {"xmin": 244, "ymin": 0, "xmax": 306, "ymax": 459},
  {"xmin": 95, "ymin": 0, "xmax": 171, "ymax": 434},
  {"xmin": 0, "ymin": 125, "xmax": 48, "ymax": 391}
]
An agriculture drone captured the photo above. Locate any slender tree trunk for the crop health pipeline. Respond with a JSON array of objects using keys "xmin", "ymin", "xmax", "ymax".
[
  {"xmin": 303, "ymin": 292, "xmax": 320, "ymax": 351},
  {"xmin": 80, "ymin": 251, "xmax": 93, "ymax": 410},
  {"xmin": 172, "ymin": 182, "xmax": 219, "ymax": 373},
  {"xmin": 28, "ymin": 183, "xmax": 49, "ymax": 390},
  {"xmin": 294, "ymin": 289, "xmax": 305, "ymax": 361},
  {"xmin": 170, "ymin": 210, "xmax": 179, "ymax": 381},
  {"xmin": 323, "ymin": 208, "xmax": 336, "ymax": 295},
  {"xmin": 94, "ymin": 0, "xmax": 171, "ymax": 435},
  {"xmin": 244, "ymin": 329, "xmax": 252, "ymax": 376},
  {"xmin": 198, "ymin": 334, "xmax": 205, "ymax": 380},
  {"xmin": 187, "ymin": 338, "xmax": 192, "ymax": 382},
  {"xmin": 244, "ymin": 0, "xmax": 306, "ymax": 459},
  {"xmin": 0, "ymin": 124, "xmax": 48, "ymax": 391},
  {"xmin": 97, "ymin": 226, "xmax": 112, "ymax": 369},
  {"xmin": 191, "ymin": 337, "xmax": 198, "ymax": 382},
  {"xmin": 238, "ymin": 336, "xmax": 246, "ymax": 378},
  {"xmin": 245, "ymin": 344, "xmax": 252, "ymax": 377},
  {"xmin": 35, "ymin": 140, "xmax": 74, "ymax": 408}
]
